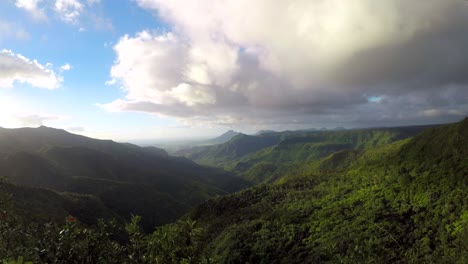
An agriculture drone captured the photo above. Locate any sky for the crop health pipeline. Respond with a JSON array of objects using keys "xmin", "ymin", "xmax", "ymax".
[{"xmin": 0, "ymin": 0, "xmax": 467, "ymax": 141}]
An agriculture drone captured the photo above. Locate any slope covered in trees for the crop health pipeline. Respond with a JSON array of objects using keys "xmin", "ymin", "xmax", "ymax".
[
  {"xmin": 0, "ymin": 126, "xmax": 249, "ymax": 230},
  {"xmin": 179, "ymin": 125, "xmax": 437, "ymax": 183},
  {"xmin": 187, "ymin": 119, "xmax": 468, "ymax": 263},
  {"xmin": 0, "ymin": 120, "xmax": 466, "ymax": 263}
]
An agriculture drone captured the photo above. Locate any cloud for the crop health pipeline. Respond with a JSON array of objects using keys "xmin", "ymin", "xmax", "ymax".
[
  {"xmin": 15, "ymin": 0, "xmax": 47, "ymax": 21},
  {"xmin": 86, "ymin": 0, "xmax": 100, "ymax": 5},
  {"xmin": 15, "ymin": 114, "xmax": 62, "ymax": 127},
  {"xmin": 104, "ymin": 78, "xmax": 116, "ymax": 85},
  {"xmin": 0, "ymin": 113, "xmax": 68, "ymax": 128},
  {"xmin": 60, "ymin": 63, "xmax": 71, "ymax": 71},
  {"xmin": 0, "ymin": 20, "xmax": 30, "ymax": 42},
  {"xmin": 107, "ymin": 32, "xmax": 219, "ymax": 107},
  {"xmin": 102, "ymin": 0, "xmax": 468, "ymax": 128},
  {"xmin": 88, "ymin": 13, "xmax": 113, "ymax": 31},
  {"xmin": 66, "ymin": 126, "xmax": 85, "ymax": 132},
  {"xmin": 0, "ymin": 49, "xmax": 62, "ymax": 89},
  {"xmin": 53, "ymin": 0, "xmax": 112, "ymax": 29},
  {"xmin": 54, "ymin": 0, "xmax": 83, "ymax": 24},
  {"xmin": 421, "ymin": 107, "xmax": 465, "ymax": 118},
  {"xmin": 0, "ymin": 93, "xmax": 70, "ymax": 128},
  {"xmin": 13, "ymin": 0, "xmax": 113, "ymax": 31}
]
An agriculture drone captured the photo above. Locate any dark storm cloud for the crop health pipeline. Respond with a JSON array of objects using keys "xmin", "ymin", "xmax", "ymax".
[{"xmin": 102, "ymin": 0, "xmax": 468, "ymax": 128}]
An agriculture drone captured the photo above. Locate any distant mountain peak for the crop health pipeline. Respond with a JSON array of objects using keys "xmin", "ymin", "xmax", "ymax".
[
  {"xmin": 333, "ymin": 127, "xmax": 347, "ymax": 131},
  {"xmin": 254, "ymin": 130, "xmax": 276, "ymax": 135},
  {"xmin": 221, "ymin": 130, "xmax": 237, "ymax": 135},
  {"xmin": 37, "ymin": 125, "xmax": 66, "ymax": 131},
  {"xmin": 31, "ymin": 126, "xmax": 74, "ymax": 136},
  {"xmin": 205, "ymin": 130, "xmax": 240, "ymax": 145}
]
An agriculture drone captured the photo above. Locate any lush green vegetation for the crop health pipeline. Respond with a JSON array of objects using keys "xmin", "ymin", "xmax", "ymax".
[
  {"xmin": 186, "ymin": 119, "xmax": 468, "ymax": 263},
  {"xmin": 1, "ymin": 120, "xmax": 467, "ymax": 263},
  {"xmin": 0, "ymin": 126, "xmax": 249, "ymax": 230},
  {"xmin": 0, "ymin": 189, "xmax": 214, "ymax": 263},
  {"xmin": 180, "ymin": 125, "xmax": 436, "ymax": 183}
]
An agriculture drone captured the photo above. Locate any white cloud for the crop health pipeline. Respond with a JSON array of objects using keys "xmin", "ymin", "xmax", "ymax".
[
  {"xmin": 14, "ymin": 0, "xmax": 112, "ymax": 31},
  {"xmin": 103, "ymin": 0, "xmax": 468, "ymax": 128},
  {"xmin": 15, "ymin": 114, "xmax": 68, "ymax": 127},
  {"xmin": 60, "ymin": 63, "xmax": 72, "ymax": 71},
  {"xmin": 109, "ymin": 31, "xmax": 219, "ymax": 106},
  {"xmin": 0, "ymin": 49, "xmax": 62, "ymax": 89},
  {"xmin": 66, "ymin": 126, "xmax": 85, "ymax": 132},
  {"xmin": 0, "ymin": 20, "xmax": 30, "ymax": 42},
  {"xmin": 106, "ymin": 30, "xmax": 239, "ymax": 108},
  {"xmin": 54, "ymin": 0, "xmax": 83, "ymax": 24},
  {"xmin": 104, "ymin": 79, "xmax": 116, "ymax": 86},
  {"xmin": 134, "ymin": 0, "xmax": 468, "ymax": 88},
  {"xmin": 15, "ymin": 0, "xmax": 47, "ymax": 21},
  {"xmin": 87, "ymin": 0, "xmax": 100, "ymax": 5},
  {"xmin": 168, "ymin": 83, "xmax": 216, "ymax": 106},
  {"xmin": 88, "ymin": 13, "xmax": 113, "ymax": 31},
  {"xmin": 0, "ymin": 94, "xmax": 70, "ymax": 128}
]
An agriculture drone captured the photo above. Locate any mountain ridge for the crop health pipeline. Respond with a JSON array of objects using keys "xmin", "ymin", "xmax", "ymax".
[
  {"xmin": 205, "ymin": 130, "xmax": 240, "ymax": 145},
  {"xmin": 187, "ymin": 118, "xmax": 468, "ymax": 263},
  {"xmin": 0, "ymin": 126, "xmax": 250, "ymax": 230},
  {"xmin": 179, "ymin": 123, "xmax": 442, "ymax": 183}
]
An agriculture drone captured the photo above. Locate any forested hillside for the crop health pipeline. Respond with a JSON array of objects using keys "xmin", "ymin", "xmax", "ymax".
[
  {"xmin": 3, "ymin": 0, "xmax": 466, "ymax": 262},
  {"xmin": 0, "ymin": 120, "xmax": 466, "ymax": 263},
  {"xmin": 179, "ymin": 125, "xmax": 436, "ymax": 183},
  {"xmin": 0, "ymin": 126, "xmax": 249, "ymax": 230},
  {"xmin": 187, "ymin": 118, "xmax": 468, "ymax": 263}
]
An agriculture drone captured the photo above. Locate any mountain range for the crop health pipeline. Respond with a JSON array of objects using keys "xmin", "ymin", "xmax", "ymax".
[
  {"xmin": 0, "ymin": 126, "xmax": 248, "ymax": 230},
  {"xmin": 0, "ymin": 119, "xmax": 467, "ymax": 263},
  {"xmin": 176, "ymin": 124, "xmax": 439, "ymax": 183},
  {"xmin": 188, "ymin": 118, "xmax": 468, "ymax": 263},
  {"xmin": 203, "ymin": 130, "xmax": 240, "ymax": 145}
]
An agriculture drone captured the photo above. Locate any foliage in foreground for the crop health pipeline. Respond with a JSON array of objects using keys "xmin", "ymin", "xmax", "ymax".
[{"xmin": 0, "ymin": 189, "xmax": 215, "ymax": 264}]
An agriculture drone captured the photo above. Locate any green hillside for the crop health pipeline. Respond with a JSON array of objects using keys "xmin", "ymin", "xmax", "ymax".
[
  {"xmin": 0, "ymin": 178, "xmax": 120, "ymax": 225},
  {"xmin": 184, "ymin": 133, "xmax": 283, "ymax": 165},
  {"xmin": 0, "ymin": 120, "xmax": 466, "ymax": 263},
  {"xmin": 181, "ymin": 125, "xmax": 436, "ymax": 183},
  {"xmin": 0, "ymin": 126, "xmax": 250, "ymax": 230},
  {"xmin": 187, "ymin": 119, "xmax": 468, "ymax": 263}
]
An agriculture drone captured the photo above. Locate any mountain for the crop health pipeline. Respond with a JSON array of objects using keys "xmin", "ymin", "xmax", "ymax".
[
  {"xmin": 204, "ymin": 130, "xmax": 240, "ymax": 145},
  {"xmin": 1, "ymin": 120, "xmax": 466, "ymax": 263},
  {"xmin": 187, "ymin": 118, "xmax": 468, "ymax": 263},
  {"xmin": 332, "ymin": 126, "xmax": 346, "ymax": 130},
  {"xmin": 180, "ymin": 124, "xmax": 438, "ymax": 183},
  {"xmin": 301, "ymin": 127, "xmax": 346, "ymax": 131},
  {"xmin": 153, "ymin": 130, "xmax": 241, "ymax": 154},
  {"xmin": 182, "ymin": 132, "xmax": 283, "ymax": 166},
  {"xmin": 0, "ymin": 126, "xmax": 250, "ymax": 230},
  {"xmin": 254, "ymin": 130, "xmax": 277, "ymax": 135}
]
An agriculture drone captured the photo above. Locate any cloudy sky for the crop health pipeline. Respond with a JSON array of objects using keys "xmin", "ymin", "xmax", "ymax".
[{"xmin": 1, "ymin": 0, "xmax": 467, "ymax": 141}]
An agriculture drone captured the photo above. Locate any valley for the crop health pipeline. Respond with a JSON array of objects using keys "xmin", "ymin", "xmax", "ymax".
[
  {"xmin": 2, "ymin": 1, "xmax": 467, "ymax": 262},
  {"xmin": 1, "ymin": 119, "xmax": 467, "ymax": 263}
]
